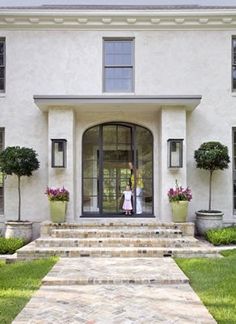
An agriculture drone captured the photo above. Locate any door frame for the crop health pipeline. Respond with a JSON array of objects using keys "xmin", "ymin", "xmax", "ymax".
[{"xmin": 81, "ymin": 122, "xmax": 154, "ymax": 217}]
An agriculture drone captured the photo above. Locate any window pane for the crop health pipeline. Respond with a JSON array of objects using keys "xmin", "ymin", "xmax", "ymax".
[
  {"xmin": 83, "ymin": 143, "xmax": 99, "ymax": 161},
  {"xmin": 105, "ymin": 54, "xmax": 132, "ymax": 66},
  {"xmin": 136, "ymin": 127, "xmax": 153, "ymax": 144},
  {"xmin": 83, "ymin": 178, "xmax": 98, "ymax": 196},
  {"xmin": 83, "ymin": 196, "xmax": 99, "ymax": 213},
  {"xmin": 83, "ymin": 160, "xmax": 98, "ymax": 178},
  {"xmin": 105, "ymin": 79, "xmax": 132, "ymax": 92},
  {"xmin": 137, "ymin": 161, "xmax": 152, "ymax": 178},
  {"xmin": 103, "ymin": 195, "xmax": 117, "ymax": 213},
  {"xmin": 83, "ymin": 126, "xmax": 99, "ymax": 143},
  {"xmin": 105, "ymin": 67, "xmax": 132, "ymax": 79},
  {"xmin": 233, "ymin": 39, "xmax": 236, "ymax": 64},
  {"xmin": 0, "ymin": 40, "xmax": 5, "ymax": 92},
  {"xmin": 0, "ymin": 68, "xmax": 4, "ymax": 78},
  {"xmin": 103, "ymin": 125, "xmax": 116, "ymax": 144},
  {"xmin": 0, "ymin": 42, "xmax": 4, "ymax": 54},
  {"xmin": 104, "ymin": 41, "xmax": 132, "ymax": 55},
  {"xmin": 118, "ymin": 126, "xmax": 131, "ymax": 143},
  {"xmin": 0, "ymin": 78, "xmax": 4, "ymax": 91},
  {"xmin": 233, "ymin": 66, "xmax": 236, "ymax": 90}
]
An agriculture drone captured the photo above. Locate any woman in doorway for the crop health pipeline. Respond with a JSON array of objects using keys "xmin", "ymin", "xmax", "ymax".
[{"xmin": 129, "ymin": 162, "xmax": 144, "ymax": 214}]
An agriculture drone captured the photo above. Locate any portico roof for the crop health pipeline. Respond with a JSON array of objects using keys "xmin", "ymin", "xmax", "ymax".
[{"xmin": 34, "ymin": 95, "xmax": 202, "ymax": 113}]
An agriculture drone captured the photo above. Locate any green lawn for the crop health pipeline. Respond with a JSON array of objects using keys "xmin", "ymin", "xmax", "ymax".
[
  {"xmin": 176, "ymin": 250, "xmax": 236, "ymax": 324},
  {"xmin": 0, "ymin": 258, "xmax": 57, "ymax": 324}
]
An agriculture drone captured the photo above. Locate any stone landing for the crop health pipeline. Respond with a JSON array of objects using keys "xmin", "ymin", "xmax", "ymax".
[
  {"xmin": 13, "ymin": 258, "xmax": 216, "ymax": 323},
  {"xmin": 16, "ymin": 221, "xmax": 220, "ymax": 259},
  {"xmin": 42, "ymin": 258, "xmax": 189, "ymax": 285}
]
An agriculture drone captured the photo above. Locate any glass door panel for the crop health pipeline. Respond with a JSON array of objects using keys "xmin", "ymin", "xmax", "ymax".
[
  {"xmin": 102, "ymin": 124, "xmax": 132, "ymax": 214},
  {"xmin": 82, "ymin": 126, "xmax": 99, "ymax": 213}
]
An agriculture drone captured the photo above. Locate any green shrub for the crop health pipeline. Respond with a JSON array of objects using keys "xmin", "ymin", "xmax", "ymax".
[
  {"xmin": 205, "ymin": 227, "xmax": 236, "ymax": 246},
  {"xmin": 220, "ymin": 249, "xmax": 236, "ymax": 257},
  {"xmin": 0, "ymin": 237, "xmax": 25, "ymax": 254}
]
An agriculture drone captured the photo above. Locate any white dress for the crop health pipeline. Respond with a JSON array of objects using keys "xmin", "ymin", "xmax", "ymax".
[{"xmin": 122, "ymin": 190, "xmax": 133, "ymax": 210}]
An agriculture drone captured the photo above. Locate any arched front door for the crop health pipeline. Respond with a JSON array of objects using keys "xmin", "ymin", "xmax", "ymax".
[{"xmin": 82, "ymin": 123, "xmax": 153, "ymax": 216}]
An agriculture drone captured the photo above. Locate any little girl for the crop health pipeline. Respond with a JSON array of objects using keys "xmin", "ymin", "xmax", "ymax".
[{"xmin": 122, "ymin": 185, "xmax": 133, "ymax": 215}]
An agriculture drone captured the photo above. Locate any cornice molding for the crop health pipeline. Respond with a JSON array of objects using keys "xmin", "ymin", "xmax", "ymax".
[{"xmin": 1, "ymin": 9, "xmax": 236, "ymax": 30}]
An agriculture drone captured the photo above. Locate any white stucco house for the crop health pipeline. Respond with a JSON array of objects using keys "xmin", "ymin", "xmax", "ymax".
[{"xmin": 0, "ymin": 3, "xmax": 236, "ymax": 236}]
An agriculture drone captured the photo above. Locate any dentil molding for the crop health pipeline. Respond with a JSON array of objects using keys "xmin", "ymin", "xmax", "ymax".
[{"xmin": 0, "ymin": 9, "xmax": 236, "ymax": 30}]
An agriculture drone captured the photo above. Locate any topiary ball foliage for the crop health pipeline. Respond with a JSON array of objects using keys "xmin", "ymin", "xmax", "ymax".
[
  {"xmin": 0, "ymin": 146, "xmax": 40, "ymax": 177},
  {"xmin": 194, "ymin": 141, "xmax": 230, "ymax": 172}
]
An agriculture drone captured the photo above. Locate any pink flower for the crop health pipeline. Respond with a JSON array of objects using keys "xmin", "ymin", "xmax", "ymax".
[
  {"xmin": 168, "ymin": 181, "xmax": 192, "ymax": 202},
  {"xmin": 45, "ymin": 187, "xmax": 69, "ymax": 201}
]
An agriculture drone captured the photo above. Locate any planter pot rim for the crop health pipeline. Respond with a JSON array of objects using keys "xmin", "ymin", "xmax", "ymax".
[
  {"xmin": 170, "ymin": 200, "xmax": 190, "ymax": 203},
  {"xmin": 195, "ymin": 210, "xmax": 223, "ymax": 216},
  {"xmin": 5, "ymin": 221, "xmax": 33, "ymax": 225}
]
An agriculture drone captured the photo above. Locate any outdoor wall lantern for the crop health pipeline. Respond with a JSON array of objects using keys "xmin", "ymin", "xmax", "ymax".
[
  {"xmin": 167, "ymin": 139, "xmax": 183, "ymax": 168},
  {"xmin": 51, "ymin": 139, "xmax": 67, "ymax": 168}
]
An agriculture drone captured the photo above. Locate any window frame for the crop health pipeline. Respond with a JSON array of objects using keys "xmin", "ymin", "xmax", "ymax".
[
  {"xmin": 233, "ymin": 128, "xmax": 236, "ymax": 215},
  {"xmin": 0, "ymin": 38, "xmax": 5, "ymax": 93},
  {"xmin": 0, "ymin": 128, "xmax": 5, "ymax": 215},
  {"xmin": 103, "ymin": 37, "xmax": 135, "ymax": 93}
]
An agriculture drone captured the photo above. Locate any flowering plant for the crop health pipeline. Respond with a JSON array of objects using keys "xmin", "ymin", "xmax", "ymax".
[
  {"xmin": 167, "ymin": 181, "xmax": 192, "ymax": 202},
  {"xmin": 45, "ymin": 187, "xmax": 69, "ymax": 202}
]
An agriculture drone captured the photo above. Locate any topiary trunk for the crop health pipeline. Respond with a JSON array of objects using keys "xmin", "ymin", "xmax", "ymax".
[
  {"xmin": 17, "ymin": 175, "xmax": 21, "ymax": 221},
  {"xmin": 209, "ymin": 170, "xmax": 213, "ymax": 211}
]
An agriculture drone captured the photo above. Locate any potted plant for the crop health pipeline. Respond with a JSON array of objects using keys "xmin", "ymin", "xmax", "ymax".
[
  {"xmin": 167, "ymin": 180, "xmax": 192, "ymax": 222},
  {"xmin": 0, "ymin": 146, "xmax": 40, "ymax": 242},
  {"xmin": 45, "ymin": 187, "xmax": 69, "ymax": 223},
  {"xmin": 194, "ymin": 141, "xmax": 230, "ymax": 235}
]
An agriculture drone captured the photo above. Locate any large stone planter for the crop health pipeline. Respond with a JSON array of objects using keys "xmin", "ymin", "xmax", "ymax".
[
  {"xmin": 170, "ymin": 201, "xmax": 189, "ymax": 223},
  {"xmin": 5, "ymin": 221, "xmax": 33, "ymax": 243},
  {"xmin": 50, "ymin": 201, "xmax": 67, "ymax": 223},
  {"xmin": 195, "ymin": 211, "xmax": 223, "ymax": 235}
]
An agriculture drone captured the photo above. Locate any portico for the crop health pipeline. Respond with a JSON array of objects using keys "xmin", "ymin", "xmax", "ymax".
[{"xmin": 34, "ymin": 95, "xmax": 201, "ymax": 221}]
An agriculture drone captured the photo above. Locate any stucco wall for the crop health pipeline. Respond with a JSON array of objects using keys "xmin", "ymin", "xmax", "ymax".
[{"xmin": 0, "ymin": 28, "xmax": 235, "ymax": 230}]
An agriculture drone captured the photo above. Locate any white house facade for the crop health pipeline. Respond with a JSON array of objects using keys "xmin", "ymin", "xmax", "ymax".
[{"xmin": 0, "ymin": 4, "xmax": 236, "ymax": 236}]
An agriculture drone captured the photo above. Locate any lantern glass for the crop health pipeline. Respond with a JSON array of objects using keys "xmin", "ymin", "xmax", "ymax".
[
  {"xmin": 51, "ymin": 139, "xmax": 67, "ymax": 168},
  {"xmin": 168, "ymin": 139, "xmax": 183, "ymax": 168}
]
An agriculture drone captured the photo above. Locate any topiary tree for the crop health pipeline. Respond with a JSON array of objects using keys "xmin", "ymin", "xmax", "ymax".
[
  {"xmin": 0, "ymin": 146, "xmax": 40, "ymax": 221},
  {"xmin": 194, "ymin": 141, "xmax": 230, "ymax": 211}
]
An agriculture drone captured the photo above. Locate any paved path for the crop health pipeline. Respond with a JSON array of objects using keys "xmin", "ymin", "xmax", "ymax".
[{"xmin": 13, "ymin": 258, "xmax": 216, "ymax": 324}]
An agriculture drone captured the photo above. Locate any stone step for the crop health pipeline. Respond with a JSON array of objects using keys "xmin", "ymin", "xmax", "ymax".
[
  {"xmin": 17, "ymin": 242, "xmax": 220, "ymax": 260},
  {"xmin": 50, "ymin": 228, "xmax": 183, "ymax": 238},
  {"xmin": 42, "ymin": 258, "xmax": 189, "ymax": 286},
  {"xmin": 44, "ymin": 221, "xmax": 181, "ymax": 229},
  {"xmin": 35, "ymin": 237, "xmax": 199, "ymax": 248}
]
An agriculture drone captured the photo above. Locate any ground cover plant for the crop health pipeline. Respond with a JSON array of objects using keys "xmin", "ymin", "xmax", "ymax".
[
  {"xmin": 205, "ymin": 227, "xmax": 236, "ymax": 246},
  {"xmin": 0, "ymin": 258, "xmax": 57, "ymax": 324},
  {"xmin": 0, "ymin": 238, "xmax": 24, "ymax": 254},
  {"xmin": 176, "ymin": 250, "xmax": 236, "ymax": 324}
]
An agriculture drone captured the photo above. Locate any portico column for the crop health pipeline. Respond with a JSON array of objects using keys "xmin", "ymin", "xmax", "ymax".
[
  {"xmin": 160, "ymin": 107, "xmax": 187, "ymax": 221},
  {"xmin": 48, "ymin": 108, "xmax": 75, "ymax": 222}
]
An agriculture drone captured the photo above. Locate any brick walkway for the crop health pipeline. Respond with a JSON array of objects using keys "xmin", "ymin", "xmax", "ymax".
[{"xmin": 13, "ymin": 258, "xmax": 216, "ymax": 323}]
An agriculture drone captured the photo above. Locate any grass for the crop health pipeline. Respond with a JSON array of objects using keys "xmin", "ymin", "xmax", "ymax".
[
  {"xmin": 0, "ymin": 258, "xmax": 57, "ymax": 324},
  {"xmin": 176, "ymin": 250, "xmax": 236, "ymax": 324},
  {"xmin": 205, "ymin": 227, "xmax": 236, "ymax": 246}
]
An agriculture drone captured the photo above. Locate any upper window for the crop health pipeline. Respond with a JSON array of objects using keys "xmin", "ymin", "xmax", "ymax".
[
  {"xmin": 103, "ymin": 39, "xmax": 134, "ymax": 93},
  {"xmin": 232, "ymin": 37, "xmax": 236, "ymax": 91},
  {"xmin": 0, "ymin": 39, "xmax": 5, "ymax": 93}
]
